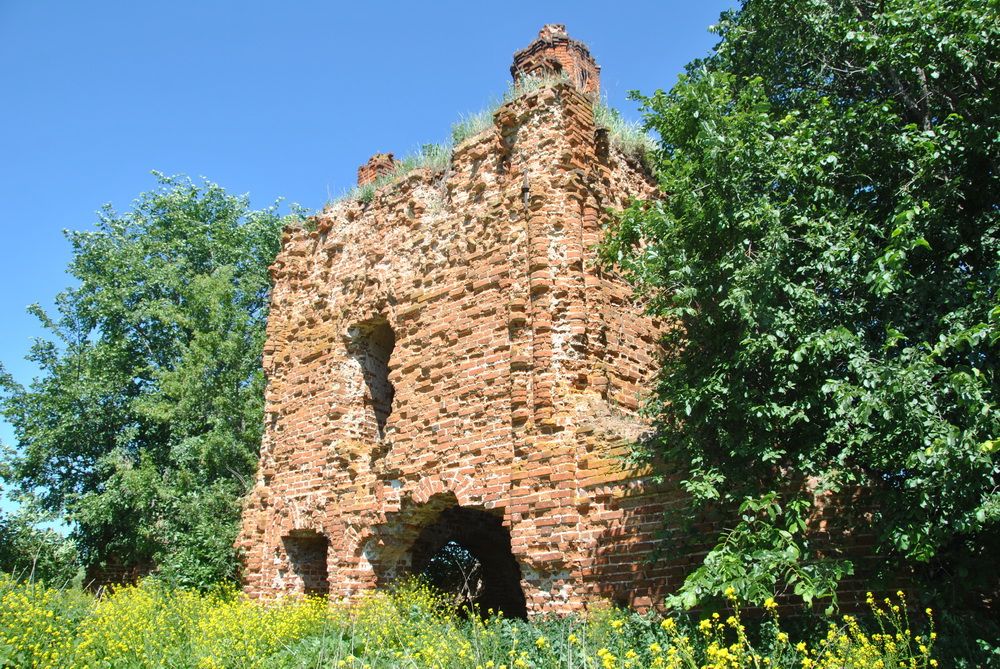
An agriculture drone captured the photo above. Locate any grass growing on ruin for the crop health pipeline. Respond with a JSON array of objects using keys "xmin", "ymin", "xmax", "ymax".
[
  {"xmin": 336, "ymin": 74, "xmax": 654, "ymax": 206},
  {"xmin": 349, "ymin": 143, "xmax": 452, "ymax": 204},
  {"xmin": 0, "ymin": 573, "xmax": 936, "ymax": 669},
  {"xmin": 452, "ymin": 73, "xmax": 654, "ymax": 164},
  {"xmin": 592, "ymin": 101, "xmax": 655, "ymax": 168}
]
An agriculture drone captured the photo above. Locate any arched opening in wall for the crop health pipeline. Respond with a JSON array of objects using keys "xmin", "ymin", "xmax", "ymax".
[
  {"xmin": 411, "ymin": 506, "xmax": 527, "ymax": 618},
  {"xmin": 282, "ymin": 531, "xmax": 330, "ymax": 597},
  {"xmin": 347, "ymin": 319, "xmax": 396, "ymax": 440}
]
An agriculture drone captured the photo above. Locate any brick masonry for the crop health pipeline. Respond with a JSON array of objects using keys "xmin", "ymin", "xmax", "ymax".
[
  {"xmin": 85, "ymin": 556, "xmax": 153, "ymax": 593},
  {"xmin": 237, "ymin": 26, "xmax": 687, "ymax": 615},
  {"xmin": 357, "ymin": 153, "xmax": 397, "ymax": 187},
  {"xmin": 512, "ymin": 24, "xmax": 601, "ymax": 96}
]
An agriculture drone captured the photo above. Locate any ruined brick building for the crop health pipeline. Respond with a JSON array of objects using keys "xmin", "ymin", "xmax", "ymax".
[{"xmin": 237, "ymin": 25, "xmax": 679, "ymax": 615}]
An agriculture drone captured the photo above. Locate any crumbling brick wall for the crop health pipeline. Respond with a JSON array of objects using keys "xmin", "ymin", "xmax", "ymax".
[{"xmin": 238, "ymin": 29, "xmax": 679, "ymax": 615}]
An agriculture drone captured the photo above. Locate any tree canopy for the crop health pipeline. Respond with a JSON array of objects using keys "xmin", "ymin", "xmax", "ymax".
[
  {"xmin": 0, "ymin": 174, "xmax": 289, "ymax": 588},
  {"xmin": 605, "ymin": 0, "xmax": 999, "ymax": 609}
]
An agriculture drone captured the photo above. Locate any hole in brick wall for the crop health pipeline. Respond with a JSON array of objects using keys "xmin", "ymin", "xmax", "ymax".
[
  {"xmin": 348, "ymin": 319, "xmax": 396, "ymax": 440},
  {"xmin": 282, "ymin": 531, "xmax": 330, "ymax": 596},
  {"xmin": 411, "ymin": 506, "xmax": 527, "ymax": 618}
]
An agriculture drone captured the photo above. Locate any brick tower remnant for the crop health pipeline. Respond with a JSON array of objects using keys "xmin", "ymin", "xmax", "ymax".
[
  {"xmin": 511, "ymin": 24, "xmax": 600, "ymax": 95},
  {"xmin": 237, "ymin": 26, "xmax": 673, "ymax": 615},
  {"xmin": 357, "ymin": 153, "xmax": 397, "ymax": 186}
]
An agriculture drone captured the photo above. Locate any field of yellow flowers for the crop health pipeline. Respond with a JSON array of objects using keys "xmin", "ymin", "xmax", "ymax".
[{"xmin": 0, "ymin": 574, "xmax": 935, "ymax": 669}]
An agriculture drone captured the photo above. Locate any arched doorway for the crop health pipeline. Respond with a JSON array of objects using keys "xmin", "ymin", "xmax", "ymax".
[{"xmin": 410, "ymin": 505, "xmax": 527, "ymax": 618}]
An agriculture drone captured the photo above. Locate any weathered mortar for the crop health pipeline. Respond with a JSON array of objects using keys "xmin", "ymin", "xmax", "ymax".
[{"xmin": 237, "ymin": 28, "xmax": 684, "ymax": 614}]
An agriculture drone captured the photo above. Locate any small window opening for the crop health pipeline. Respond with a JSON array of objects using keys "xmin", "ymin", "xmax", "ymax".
[
  {"xmin": 283, "ymin": 531, "xmax": 330, "ymax": 597},
  {"xmin": 412, "ymin": 506, "xmax": 527, "ymax": 618},
  {"xmin": 348, "ymin": 319, "xmax": 396, "ymax": 440}
]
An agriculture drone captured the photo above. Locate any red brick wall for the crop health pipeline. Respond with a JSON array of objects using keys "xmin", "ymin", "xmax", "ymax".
[
  {"xmin": 281, "ymin": 531, "xmax": 330, "ymax": 596},
  {"xmin": 85, "ymin": 556, "xmax": 152, "ymax": 593},
  {"xmin": 237, "ymin": 82, "xmax": 677, "ymax": 614}
]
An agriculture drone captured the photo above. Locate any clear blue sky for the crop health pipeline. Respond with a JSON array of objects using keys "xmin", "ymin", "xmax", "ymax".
[{"xmin": 0, "ymin": 1, "xmax": 734, "ymax": 515}]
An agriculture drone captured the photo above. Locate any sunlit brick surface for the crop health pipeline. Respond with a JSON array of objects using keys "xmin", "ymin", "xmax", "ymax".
[{"xmin": 238, "ymin": 31, "xmax": 677, "ymax": 614}]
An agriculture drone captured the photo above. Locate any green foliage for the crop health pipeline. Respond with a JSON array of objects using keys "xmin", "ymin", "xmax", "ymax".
[
  {"xmin": 672, "ymin": 494, "xmax": 854, "ymax": 612},
  {"xmin": 451, "ymin": 109, "xmax": 496, "ymax": 145},
  {"xmin": 0, "ymin": 173, "xmax": 291, "ymax": 588},
  {"xmin": 0, "ymin": 506, "xmax": 78, "ymax": 585},
  {"xmin": 604, "ymin": 0, "xmax": 1000, "ymax": 610}
]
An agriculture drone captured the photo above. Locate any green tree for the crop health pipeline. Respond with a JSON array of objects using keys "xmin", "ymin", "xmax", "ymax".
[
  {"xmin": 0, "ymin": 174, "xmax": 290, "ymax": 588},
  {"xmin": 0, "ymin": 503, "xmax": 78, "ymax": 585},
  {"xmin": 605, "ymin": 0, "xmax": 999, "ymax": 609}
]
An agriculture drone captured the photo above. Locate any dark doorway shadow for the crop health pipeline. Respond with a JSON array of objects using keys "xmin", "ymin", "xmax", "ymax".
[{"xmin": 410, "ymin": 505, "xmax": 528, "ymax": 618}]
